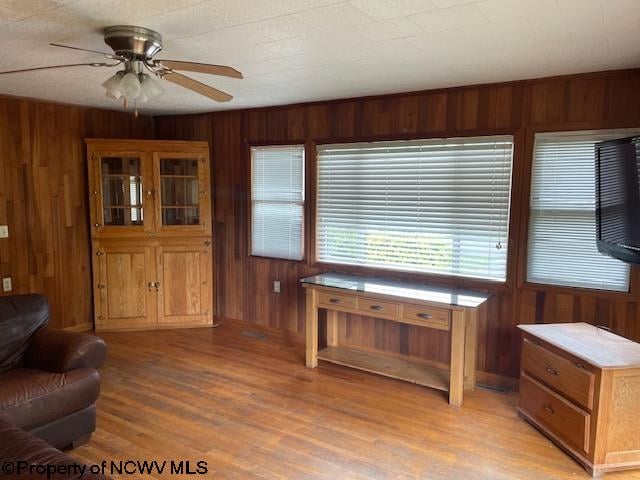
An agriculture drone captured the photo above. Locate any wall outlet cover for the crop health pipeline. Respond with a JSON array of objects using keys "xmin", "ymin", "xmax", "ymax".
[
  {"xmin": 0, "ymin": 225, "xmax": 8, "ymax": 238},
  {"xmin": 273, "ymin": 280, "xmax": 281, "ymax": 293},
  {"xmin": 2, "ymin": 277, "xmax": 12, "ymax": 292}
]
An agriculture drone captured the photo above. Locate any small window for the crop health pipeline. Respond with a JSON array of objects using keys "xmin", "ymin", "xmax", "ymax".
[
  {"xmin": 527, "ymin": 130, "xmax": 637, "ymax": 292},
  {"xmin": 250, "ymin": 145, "xmax": 305, "ymax": 260},
  {"xmin": 316, "ymin": 136, "xmax": 514, "ymax": 281}
]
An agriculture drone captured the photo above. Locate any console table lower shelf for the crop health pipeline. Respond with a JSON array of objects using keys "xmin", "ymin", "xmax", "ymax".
[{"xmin": 317, "ymin": 346, "xmax": 449, "ymax": 392}]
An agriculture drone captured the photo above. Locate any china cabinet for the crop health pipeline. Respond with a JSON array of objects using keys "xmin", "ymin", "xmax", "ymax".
[{"xmin": 86, "ymin": 139, "xmax": 213, "ymax": 331}]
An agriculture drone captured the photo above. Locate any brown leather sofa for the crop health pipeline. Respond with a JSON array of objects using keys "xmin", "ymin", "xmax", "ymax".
[
  {"xmin": 0, "ymin": 294, "xmax": 106, "ymax": 450},
  {"xmin": 0, "ymin": 417, "xmax": 110, "ymax": 479}
]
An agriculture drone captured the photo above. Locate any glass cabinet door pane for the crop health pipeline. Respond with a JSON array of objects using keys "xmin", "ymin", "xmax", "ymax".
[
  {"xmin": 159, "ymin": 158, "xmax": 200, "ymax": 226},
  {"xmin": 101, "ymin": 157, "xmax": 143, "ymax": 226}
]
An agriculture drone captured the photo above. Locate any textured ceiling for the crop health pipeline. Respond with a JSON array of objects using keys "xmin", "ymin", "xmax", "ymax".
[{"xmin": 0, "ymin": 0, "xmax": 639, "ymax": 115}]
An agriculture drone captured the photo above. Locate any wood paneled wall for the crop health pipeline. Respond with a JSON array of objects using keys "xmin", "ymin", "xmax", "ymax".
[
  {"xmin": 0, "ymin": 95, "xmax": 153, "ymax": 330},
  {"xmin": 164, "ymin": 69, "xmax": 640, "ymax": 382}
]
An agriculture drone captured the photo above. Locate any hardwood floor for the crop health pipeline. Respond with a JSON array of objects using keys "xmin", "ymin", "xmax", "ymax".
[{"xmin": 74, "ymin": 320, "xmax": 640, "ymax": 479}]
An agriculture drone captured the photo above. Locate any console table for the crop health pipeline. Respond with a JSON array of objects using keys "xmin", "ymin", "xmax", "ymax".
[{"xmin": 301, "ymin": 273, "xmax": 490, "ymax": 406}]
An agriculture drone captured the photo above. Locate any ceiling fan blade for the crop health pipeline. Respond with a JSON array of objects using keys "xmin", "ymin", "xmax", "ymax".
[
  {"xmin": 163, "ymin": 72, "xmax": 233, "ymax": 102},
  {"xmin": 0, "ymin": 62, "xmax": 118, "ymax": 75},
  {"xmin": 155, "ymin": 60, "xmax": 242, "ymax": 79},
  {"xmin": 50, "ymin": 43, "xmax": 122, "ymax": 60}
]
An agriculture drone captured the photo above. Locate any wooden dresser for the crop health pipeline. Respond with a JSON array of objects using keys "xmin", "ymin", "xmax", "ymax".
[
  {"xmin": 518, "ymin": 323, "xmax": 640, "ymax": 477},
  {"xmin": 302, "ymin": 273, "xmax": 490, "ymax": 407}
]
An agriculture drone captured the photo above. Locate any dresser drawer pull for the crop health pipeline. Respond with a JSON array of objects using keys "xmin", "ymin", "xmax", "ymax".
[
  {"xmin": 417, "ymin": 313, "xmax": 433, "ymax": 320},
  {"xmin": 329, "ymin": 298, "xmax": 342, "ymax": 304},
  {"xmin": 543, "ymin": 405, "xmax": 555, "ymax": 415},
  {"xmin": 545, "ymin": 365, "xmax": 559, "ymax": 376},
  {"xmin": 370, "ymin": 305, "xmax": 384, "ymax": 311}
]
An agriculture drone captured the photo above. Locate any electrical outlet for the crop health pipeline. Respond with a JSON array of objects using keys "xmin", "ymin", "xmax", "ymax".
[
  {"xmin": 273, "ymin": 280, "xmax": 281, "ymax": 293},
  {"xmin": 0, "ymin": 225, "xmax": 8, "ymax": 238},
  {"xmin": 2, "ymin": 277, "xmax": 12, "ymax": 292}
]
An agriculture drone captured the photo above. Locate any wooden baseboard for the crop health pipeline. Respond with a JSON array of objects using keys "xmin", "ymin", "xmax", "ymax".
[{"xmin": 63, "ymin": 322, "xmax": 94, "ymax": 333}]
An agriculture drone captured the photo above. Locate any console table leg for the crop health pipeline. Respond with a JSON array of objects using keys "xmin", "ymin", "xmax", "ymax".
[
  {"xmin": 449, "ymin": 310, "xmax": 465, "ymax": 407},
  {"xmin": 306, "ymin": 288, "xmax": 319, "ymax": 368},
  {"xmin": 464, "ymin": 309, "xmax": 478, "ymax": 391},
  {"xmin": 327, "ymin": 309, "xmax": 339, "ymax": 347}
]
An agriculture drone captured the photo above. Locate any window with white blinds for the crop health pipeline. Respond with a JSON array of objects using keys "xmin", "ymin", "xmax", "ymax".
[
  {"xmin": 527, "ymin": 130, "xmax": 638, "ymax": 292},
  {"xmin": 316, "ymin": 136, "xmax": 514, "ymax": 281},
  {"xmin": 251, "ymin": 145, "xmax": 304, "ymax": 260}
]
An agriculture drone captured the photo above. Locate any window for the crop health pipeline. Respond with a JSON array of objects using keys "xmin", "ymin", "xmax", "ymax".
[
  {"xmin": 250, "ymin": 145, "xmax": 305, "ymax": 260},
  {"xmin": 527, "ymin": 130, "xmax": 637, "ymax": 292},
  {"xmin": 316, "ymin": 136, "xmax": 513, "ymax": 281}
]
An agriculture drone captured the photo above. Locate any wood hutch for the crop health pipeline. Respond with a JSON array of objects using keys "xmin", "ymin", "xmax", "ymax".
[{"xmin": 86, "ymin": 139, "xmax": 213, "ymax": 332}]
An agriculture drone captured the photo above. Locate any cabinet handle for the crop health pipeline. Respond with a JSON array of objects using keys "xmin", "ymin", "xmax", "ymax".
[
  {"xmin": 94, "ymin": 223, "xmax": 100, "ymax": 228},
  {"xmin": 545, "ymin": 365, "xmax": 559, "ymax": 376},
  {"xmin": 148, "ymin": 282, "xmax": 155, "ymax": 291},
  {"xmin": 93, "ymin": 190, "xmax": 98, "ymax": 195},
  {"xmin": 204, "ymin": 240, "xmax": 211, "ymax": 246},
  {"xmin": 370, "ymin": 305, "xmax": 383, "ymax": 311},
  {"xmin": 155, "ymin": 281, "xmax": 161, "ymax": 291},
  {"xmin": 97, "ymin": 284, "xmax": 105, "ymax": 289},
  {"xmin": 329, "ymin": 298, "xmax": 341, "ymax": 304},
  {"xmin": 543, "ymin": 405, "xmax": 554, "ymax": 415},
  {"xmin": 200, "ymin": 189, "xmax": 207, "ymax": 196},
  {"xmin": 96, "ymin": 251, "xmax": 104, "ymax": 256},
  {"xmin": 417, "ymin": 313, "xmax": 432, "ymax": 319},
  {"xmin": 575, "ymin": 363, "xmax": 584, "ymax": 369}
]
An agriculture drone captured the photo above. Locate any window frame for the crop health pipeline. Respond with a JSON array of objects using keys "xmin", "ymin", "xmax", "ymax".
[
  {"xmin": 248, "ymin": 141, "xmax": 307, "ymax": 262},
  {"xmin": 309, "ymin": 130, "xmax": 520, "ymax": 291},
  {"xmin": 519, "ymin": 125, "xmax": 638, "ymax": 298}
]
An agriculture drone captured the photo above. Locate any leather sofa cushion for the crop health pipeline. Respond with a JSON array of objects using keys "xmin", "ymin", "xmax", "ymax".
[
  {"xmin": 0, "ymin": 417, "xmax": 110, "ymax": 479},
  {"xmin": 0, "ymin": 295, "xmax": 49, "ymax": 373},
  {"xmin": 0, "ymin": 368, "xmax": 100, "ymax": 431}
]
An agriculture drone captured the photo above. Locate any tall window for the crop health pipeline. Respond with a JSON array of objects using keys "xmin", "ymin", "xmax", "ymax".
[
  {"xmin": 527, "ymin": 131, "xmax": 635, "ymax": 292},
  {"xmin": 251, "ymin": 145, "xmax": 305, "ymax": 260},
  {"xmin": 316, "ymin": 136, "xmax": 514, "ymax": 281}
]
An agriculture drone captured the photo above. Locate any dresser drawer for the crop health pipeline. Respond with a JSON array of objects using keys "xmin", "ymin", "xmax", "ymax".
[
  {"xmin": 356, "ymin": 298, "xmax": 400, "ymax": 318},
  {"xmin": 403, "ymin": 304, "xmax": 451, "ymax": 330},
  {"xmin": 520, "ymin": 373, "xmax": 591, "ymax": 453},
  {"xmin": 522, "ymin": 338, "xmax": 595, "ymax": 410},
  {"xmin": 318, "ymin": 291, "xmax": 356, "ymax": 311}
]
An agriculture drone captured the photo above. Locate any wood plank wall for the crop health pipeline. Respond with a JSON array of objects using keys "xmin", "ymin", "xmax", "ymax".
[
  {"xmin": 0, "ymin": 95, "xmax": 153, "ymax": 330},
  {"xmin": 155, "ymin": 69, "xmax": 640, "ymax": 383}
]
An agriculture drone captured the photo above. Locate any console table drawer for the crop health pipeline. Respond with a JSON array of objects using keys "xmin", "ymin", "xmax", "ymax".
[
  {"xmin": 356, "ymin": 298, "xmax": 400, "ymax": 318},
  {"xmin": 520, "ymin": 373, "xmax": 590, "ymax": 453},
  {"xmin": 403, "ymin": 304, "xmax": 451, "ymax": 330},
  {"xmin": 522, "ymin": 338, "xmax": 595, "ymax": 411},
  {"xmin": 318, "ymin": 291, "xmax": 355, "ymax": 311}
]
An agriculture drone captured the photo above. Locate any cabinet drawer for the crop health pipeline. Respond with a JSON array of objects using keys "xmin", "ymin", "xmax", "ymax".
[
  {"xmin": 356, "ymin": 298, "xmax": 400, "ymax": 318},
  {"xmin": 520, "ymin": 373, "xmax": 590, "ymax": 453},
  {"xmin": 522, "ymin": 338, "xmax": 595, "ymax": 410},
  {"xmin": 403, "ymin": 304, "xmax": 451, "ymax": 330},
  {"xmin": 318, "ymin": 291, "xmax": 355, "ymax": 311}
]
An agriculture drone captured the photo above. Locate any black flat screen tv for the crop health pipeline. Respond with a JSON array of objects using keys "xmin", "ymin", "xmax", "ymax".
[{"xmin": 595, "ymin": 136, "xmax": 640, "ymax": 265}]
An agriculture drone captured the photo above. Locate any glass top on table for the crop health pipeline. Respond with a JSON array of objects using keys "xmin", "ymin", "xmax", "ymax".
[{"xmin": 300, "ymin": 272, "xmax": 490, "ymax": 308}]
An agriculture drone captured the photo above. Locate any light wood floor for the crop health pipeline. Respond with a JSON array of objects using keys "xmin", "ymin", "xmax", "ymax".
[{"xmin": 74, "ymin": 320, "xmax": 640, "ymax": 480}]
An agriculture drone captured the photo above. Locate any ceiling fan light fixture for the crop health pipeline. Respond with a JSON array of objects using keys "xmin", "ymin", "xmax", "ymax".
[
  {"xmin": 102, "ymin": 71, "xmax": 124, "ymax": 97},
  {"xmin": 119, "ymin": 71, "xmax": 141, "ymax": 102},
  {"xmin": 140, "ymin": 74, "xmax": 164, "ymax": 100}
]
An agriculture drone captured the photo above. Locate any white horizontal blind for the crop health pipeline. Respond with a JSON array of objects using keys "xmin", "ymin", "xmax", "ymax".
[
  {"xmin": 317, "ymin": 136, "xmax": 514, "ymax": 281},
  {"xmin": 527, "ymin": 130, "xmax": 637, "ymax": 291},
  {"xmin": 251, "ymin": 145, "xmax": 304, "ymax": 260}
]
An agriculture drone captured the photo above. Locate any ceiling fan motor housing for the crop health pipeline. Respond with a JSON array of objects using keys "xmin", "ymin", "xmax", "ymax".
[{"xmin": 104, "ymin": 25, "xmax": 162, "ymax": 59}]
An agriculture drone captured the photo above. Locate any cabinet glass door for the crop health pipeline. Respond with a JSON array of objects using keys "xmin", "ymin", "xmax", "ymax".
[
  {"xmin": 155, "ymin": 154, "xmax": 210, "ymax": 233},
  {"xmin": 100, "ymin": 156, "xmax": 144, "ymax": 226},
  {"xmin": 91, "ymin": 152, "xmax": 154, "ymax": 236}
]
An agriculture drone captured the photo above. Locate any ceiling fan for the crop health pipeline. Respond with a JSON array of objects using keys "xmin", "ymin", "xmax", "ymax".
[{"xmin": 0, "ymin": 25, "xmax": 243, "ymax": 112}]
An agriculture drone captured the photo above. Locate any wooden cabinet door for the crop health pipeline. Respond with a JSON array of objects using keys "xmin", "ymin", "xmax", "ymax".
[
  {"xmin": 89, "ymin": 150, "xmax": 155, "ymax": 237},
  {"xmin": 153, "ymin": 152, "xmax": 212, "ymax": 236},
  {"xmin": 93, "ymin": 242, "xmax": 158, "ymax": 330},
  {"xmin": 156, "ymin": 241, "xmax": 213, "ymax": 325}
]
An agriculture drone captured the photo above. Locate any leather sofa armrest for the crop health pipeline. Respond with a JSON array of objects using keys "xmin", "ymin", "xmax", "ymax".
[{"xmin": 24, "ymin": 329, "xmax": 106, "ymax": 373}]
